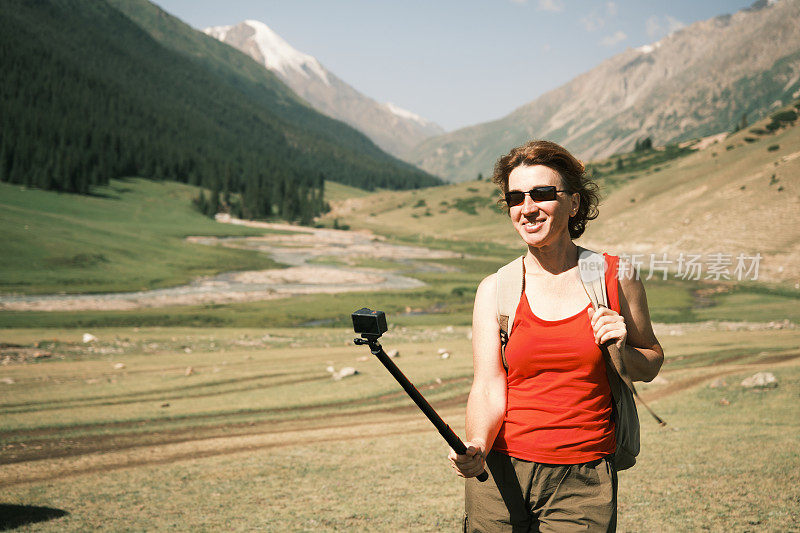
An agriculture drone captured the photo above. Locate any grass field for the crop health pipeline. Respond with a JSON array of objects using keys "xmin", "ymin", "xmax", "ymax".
[
  {"xmin": 1, "ymin": 324, "xmax": 798, "ymax": 531},
  {"xmin": 0, "ymin": 179, "xmax": 282, "ymax": 295}
]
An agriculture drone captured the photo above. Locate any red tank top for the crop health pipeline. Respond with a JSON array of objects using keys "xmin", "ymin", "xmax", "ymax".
[{"xmin": 492, "ymin": 254, "xmax": 619, "ymax": 464}]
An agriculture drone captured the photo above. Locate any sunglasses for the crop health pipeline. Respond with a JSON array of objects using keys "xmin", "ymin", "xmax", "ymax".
[{"xmin": 504, "ymin": 186, "xmax": 570, "ymax": 207}]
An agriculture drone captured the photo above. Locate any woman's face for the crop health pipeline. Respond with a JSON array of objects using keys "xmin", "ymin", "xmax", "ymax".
[{"xmin": 507, "ymin": 164, "xmax": 579, "ymax": 249}]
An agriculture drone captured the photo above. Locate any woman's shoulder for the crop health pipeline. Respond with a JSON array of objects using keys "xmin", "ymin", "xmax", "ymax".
[{"xmin": 477, "ymin": 272, "xmax": 498, "ymax": 295}]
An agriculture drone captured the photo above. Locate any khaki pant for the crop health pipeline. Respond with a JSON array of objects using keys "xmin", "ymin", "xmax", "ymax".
[{"xmin": 464, "ymin": 451, "xmax": 617, "ymax": 532}]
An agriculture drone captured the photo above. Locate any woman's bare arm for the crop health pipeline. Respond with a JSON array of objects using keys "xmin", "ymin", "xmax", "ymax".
[
  {"xmin": 589, "ymin": 275, "xmax": 664, "ymax": 382},
  {"xmin": 618, "ymin": 275, "xmax": 664, "ymax": 381},
  {"xmin": 449, "ymin": 273, "xmax": 508, "ymax": 478}
]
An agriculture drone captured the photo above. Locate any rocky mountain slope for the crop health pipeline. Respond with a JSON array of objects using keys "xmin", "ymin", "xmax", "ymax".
[
  {"xmin": 410, "ymin": 0, "xmax": 800, "ymax": 181},
  {"xmin": 205, "ymin": 20, "xmax": 444, "ymax": 159}
]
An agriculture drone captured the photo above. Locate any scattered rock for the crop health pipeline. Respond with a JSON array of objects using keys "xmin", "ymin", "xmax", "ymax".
[
  {"xmin": 435, "ymin": 377, "xmax": 443, "ymax": 384},
  {"xmin": 184, "ymin": 347, "xmax": 192, "ymax": 354},
  {"xmin": 356, "ymin": 356, "xmax": 369, "ymax": 362},
  {"xmin": 325, "ymin": 365, "xmax": 336, "ymax": 373},
  {"xmin": 185, "ymin": 366, "xmax": 194, "ymax": 376},
  {"xmin": 719, "ymin": 398, "xmax": 730, "ymax": 406},
  {"xmin": 161, "ymin": 403, "xmax": 170, "ymax": 408},
  {"xmin": 440, "ymin": 352, "xmax": 451, "ymax": 359},
  {"xmin": 708, "ymin": 378, "xmax": 728, "ymax": 389},
  {"xmin": 766, "ymin": 319, "xmax": 792, "ymax": 330},
  {"xmin": 113, "ymin": 362, "xmax": 126, "ymax": 370},
  {"xmin": 740, "ymin": 372, "xmax": 777, "ymax": 389},
  {"xmin": 0, "ymin": 377, "xmax": 15, "ymax": 384},
  {"xmin": 332, "ymin": 367, "xmax": 359, "ymax": 381},
  {"xmin": 387, "ymin": 349, "xmax": 400, "ymax": 358},
  {"xmin": 437, "ymin": 348, "xmax": 448, "ymax": 355},
  {"xmin": 82, "ymin": 333, "xmax": 98, "ymax": 343},
  {"xmin": 444, "ymin": 326, "xmax": 454, "ymax": 333}
]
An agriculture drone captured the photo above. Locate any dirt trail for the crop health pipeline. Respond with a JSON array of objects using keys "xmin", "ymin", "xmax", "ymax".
[
  {"xmin": 642, "ymin": 353, "xmax": 797, "ymax": 401},
  {"xmin": 0, "ymin": 377, "xmax": 473, "ymax": 462},
  {"xmin": 0, "ymin": 220, "xmax": 461, "ymax": 312},
  {"xmin": 0, "ymin": 420, "xmax": 428, "ymax": 487},
  {"xmin": 1, "ymin": 373, "xmax": 332, "ymax": 416},
  {"xmin": 3, "ymin": 355, "xmax": 798, "ymax": 486}
]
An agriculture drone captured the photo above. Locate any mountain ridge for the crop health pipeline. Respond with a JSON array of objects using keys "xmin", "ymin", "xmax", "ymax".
[
  {"xmin": 0, "ymin": 0, "xmax": 440, "ymax": 221},
  {"xmin": 410, "ymin": 0, "xmax": 800, "ymax": 182},
  {"xmin": 204, "ymin": 19, "xmax": 445, "ymax": 159}
]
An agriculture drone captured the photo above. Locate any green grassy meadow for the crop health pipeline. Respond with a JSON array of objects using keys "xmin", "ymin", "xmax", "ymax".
[{"xmin": 0, "ymin": 179, "xmax": 282, "ymax": 295}]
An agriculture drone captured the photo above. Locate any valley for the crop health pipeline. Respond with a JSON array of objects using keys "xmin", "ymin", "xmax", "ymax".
[{"xmin": 1, "ymin": 1, "xmax": 799, "ymax": 530}]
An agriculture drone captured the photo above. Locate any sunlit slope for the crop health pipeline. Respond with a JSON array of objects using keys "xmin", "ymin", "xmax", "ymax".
[
  {"xmin": 580, "ymin": 111, "xmax": 800, "ymax": 283},
  {"xmin": 323, "ymin": 179, "xmax": 518, "ymax": 247},
  {"xmin": 328, "ymin": 109, "xmax": 799, "ymax": 284}
]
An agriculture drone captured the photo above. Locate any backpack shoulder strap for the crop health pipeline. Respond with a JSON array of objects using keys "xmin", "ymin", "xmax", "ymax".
[
  {"xmin": 578, "ymin": 246, "xmax": 666, "ymax": 426},
  {"xmin": 577, "ymin": 246, "xmax": 607, "ymax": 311},
  {"xmin": 495, "ymin": 256, "xmax": 524, "ymax": 370}
]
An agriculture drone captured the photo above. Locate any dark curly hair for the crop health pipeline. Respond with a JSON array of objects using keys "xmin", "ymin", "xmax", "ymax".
[{"xmin": 492, "ymin": 140, "xmax": 600, "ymax": 239}]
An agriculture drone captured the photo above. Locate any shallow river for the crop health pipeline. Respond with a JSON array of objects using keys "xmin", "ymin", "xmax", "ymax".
[{"xmin": 0, "ymin": 222, "xmax": 461, "ymax": 311}]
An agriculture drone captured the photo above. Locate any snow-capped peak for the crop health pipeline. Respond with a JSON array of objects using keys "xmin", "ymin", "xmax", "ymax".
[
  {"xmin": 205, "ymin": 23, "xmax": 232, "ymax": 42},
  {"xmin": 384, "ymin": 102, "xmax": 430, "ymax": 126},
  {"xmin": 206, "ymin": 20, "xmax": 330, "ymax": 86}
]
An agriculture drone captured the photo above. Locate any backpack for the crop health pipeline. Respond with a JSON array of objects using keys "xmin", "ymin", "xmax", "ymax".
[{"xmin": 495, "ymin": 247, "xmax": 665, "ymax": 471}]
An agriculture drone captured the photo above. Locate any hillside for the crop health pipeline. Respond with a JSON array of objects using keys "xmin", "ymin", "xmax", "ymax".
[
  {"xmin": 325, "ymin": 102, "xmax": 800, "ymax": 285},
  {"xmin": 0, "ymin": 0, "xmax": 440, "ymax": 221},
  {"xmin": 580, "ymin": 104, "xmax": 800, "ymax": 284},
  {"xmin": 410, "ymin": 0, "xmax": 800, "ymax": 182},
  {"xmin": 205, "ymin": 20, "xmax": 444, "ymax": 159}
]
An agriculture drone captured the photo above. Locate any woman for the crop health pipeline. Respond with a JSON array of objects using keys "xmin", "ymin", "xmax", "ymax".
[{"xmin": 449, "ymin": 140, "xmax": 663, "ymax": 532}]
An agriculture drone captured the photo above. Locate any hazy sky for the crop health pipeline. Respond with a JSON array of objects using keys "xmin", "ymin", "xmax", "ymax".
[{"xmin": 154, "ymin": 0, "xmax": 756, "ymax": 131}]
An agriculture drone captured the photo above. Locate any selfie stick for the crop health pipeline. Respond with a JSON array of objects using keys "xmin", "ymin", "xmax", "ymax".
[{"xmin": 352, "ymin": 308, "xmax": 488, "ymax": 482}]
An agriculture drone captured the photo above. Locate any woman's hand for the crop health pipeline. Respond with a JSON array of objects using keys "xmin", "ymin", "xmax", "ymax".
[
  {"xmin": 587, "ymin": 306, "xmax": 627, "ymax": 350},
  {"xmin": 448, "ymin": 441, "xmax": 486, "ymax": 479}
]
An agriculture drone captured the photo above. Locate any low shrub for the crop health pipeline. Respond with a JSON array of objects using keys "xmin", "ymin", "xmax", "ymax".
[{"xmin": 769, "ymin": 109, "xmax": 798, "ymax": 123}]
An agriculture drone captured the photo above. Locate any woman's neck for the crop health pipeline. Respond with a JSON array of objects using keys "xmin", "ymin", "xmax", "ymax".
[{"xmin": 525, "ymin": 239, "xmax": 578, "ymax": 275}]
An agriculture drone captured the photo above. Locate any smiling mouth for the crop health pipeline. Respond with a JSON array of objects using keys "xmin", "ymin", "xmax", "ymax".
[{"xmin": 523, "ymin": 219, "xmax": 545, "ymax": 231}]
